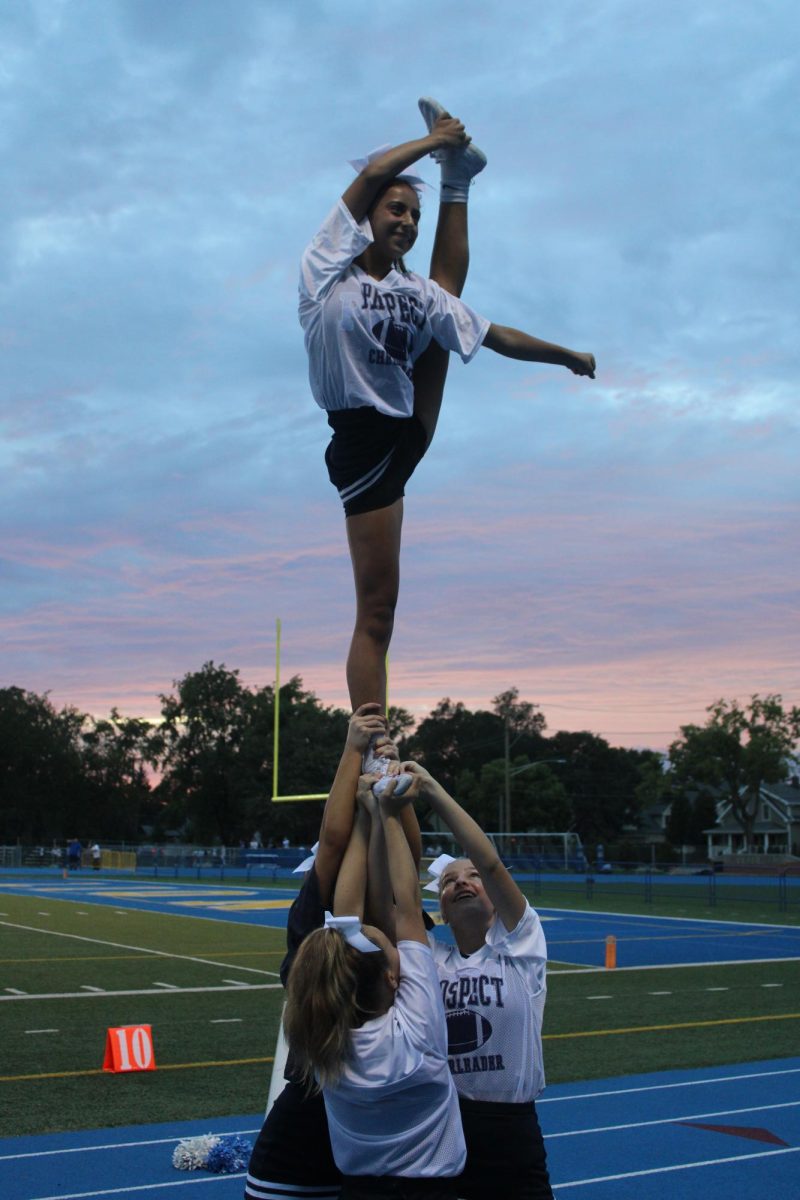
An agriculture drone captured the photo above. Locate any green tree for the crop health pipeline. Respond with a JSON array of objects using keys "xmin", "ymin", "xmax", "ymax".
[
  {"xmin": 474, "ymin": 758, "xmax": 571, "ymax": 832},
  {"xmin": 547, "ymin": 731, "xmax": 653, "ymax": 843},
  {"xmin": 400, "ymin": 689, "xmax": 545, "ymax": 796},
  {"xmin": 0, "ymin": 687, "xmax": 85, "ymax": 842},
  {"xmin": 156, "ymin": 662, "xmax": 255, "ymax": 844},
  {"xmin": 80, "ymin": 710, "xmax": 160, "ymax": 841},
  {"xmin": 387, "ymin": 705, "xmax": 414, "ymax": 741},
  {"xmin": 664, "ymin": 791, "xmax": 693, "ymax": 848},
  {"xmin": 669, "ymin": 694, "xmax": 800, "ymax": 850},
  {"xmin": 155, "ymin": 664, "xmax": 352, "ymax": 846}
]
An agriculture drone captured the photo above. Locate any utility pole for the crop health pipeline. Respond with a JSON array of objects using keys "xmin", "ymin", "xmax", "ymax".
[{"xmin": 503, "ymin": 715, "xmax": 510, "ymax": 836}]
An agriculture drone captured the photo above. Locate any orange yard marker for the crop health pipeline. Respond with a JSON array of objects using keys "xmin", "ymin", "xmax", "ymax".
[
  {"xmin": 103, "ymin": 1025, "xmax": 156, "ymax": 1073},
  {"xmin": 605, "ymin": 935, "xmax": 617, "ymax": 970}
]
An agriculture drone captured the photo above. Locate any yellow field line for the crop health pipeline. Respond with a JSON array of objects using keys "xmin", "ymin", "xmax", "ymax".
[
  {"xmin": 4, "ymin": 1011, "xmax": 799, "ymax": 1083},
  {"xmin": 0, "ymin": 951, "xmax": 282, "ymax": 964},
  {"xmin": 543, "ymin": 1011, "xmax": 800, "ymax": 1040},
  {"xmin": 0, "ymin": 1056, "xmax": 275, "ymax": 1083}
]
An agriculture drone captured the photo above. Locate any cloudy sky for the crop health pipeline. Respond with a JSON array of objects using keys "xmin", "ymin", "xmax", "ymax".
[{"xmin": 3, "ymin": 0, "xmax": 798, "ymax": 751}]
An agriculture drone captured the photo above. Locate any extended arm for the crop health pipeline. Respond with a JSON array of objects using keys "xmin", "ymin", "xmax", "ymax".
[
  {"xmin": 371, "ymin": 732, "xmax": 423, "ymax": 870},
  {"xmin": 378, "ymin": 782, "xmax": 427, "ymax": 944},
  {"xmin": 341, "ymin": 118, "xmax": 468, "ymax": 223},
  {"xmin": 332, "ymin": 802, "xmax": 371, "ymax": 919},
  {"xmin": 314, "ymin": 702, "xmax": 387, "ymax": 906},
  {"xmin": 483, "ymin": 325, "xmax": 596, "ymax": 378},
  {"xmin": 358, "ymin": 775, "xmax": 396, "ymax": 941},
  {"xmin": 405, "ymin": 763, "xmax": 526, "ymax": 931}
]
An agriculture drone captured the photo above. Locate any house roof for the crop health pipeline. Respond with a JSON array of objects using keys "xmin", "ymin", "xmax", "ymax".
[{"xmin": 762, "ymin": 780, "xmax": 800, "ymax": 810}]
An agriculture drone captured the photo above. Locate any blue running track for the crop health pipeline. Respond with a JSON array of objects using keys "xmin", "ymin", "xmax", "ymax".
[{"xmin": 1, "ymin": 1058, "xmax": 798, "ymax": 1199}]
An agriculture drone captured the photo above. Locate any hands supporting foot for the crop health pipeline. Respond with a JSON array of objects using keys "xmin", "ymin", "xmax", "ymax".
[
  {"xmin": 361, "ymin": 725, "xmax": 413, "ymax": 798},
  {"xmin": 418, "ymin": 96, "xmax": 487, "ymax": 189}
]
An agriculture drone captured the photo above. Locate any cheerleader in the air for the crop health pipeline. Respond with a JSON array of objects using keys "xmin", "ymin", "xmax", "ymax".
[{"xmin": 299, "ymin": 98, "xmax": 595, "ymax": 713}]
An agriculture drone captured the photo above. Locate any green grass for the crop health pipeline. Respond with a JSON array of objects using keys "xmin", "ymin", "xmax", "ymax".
[
  {"xmin": 1, "ymin": 884, "xmax": 798, "ymax": 1138},
  {"xmin": 0, "ymin": 893, "xmax": 286, "ymax": 1136},
  {"xmin": 543, "ymin": 959, "xmax": 800, "ymax": 1083}
]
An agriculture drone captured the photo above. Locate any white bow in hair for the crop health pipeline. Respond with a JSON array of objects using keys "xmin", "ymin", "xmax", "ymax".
[
  {"xmin": 323, "ymin": 911, "xmax": 380, "ymax": 953},
  {"xmin": 423, "ymin": 852, "xmax": 456, "ymax": 893},
  {"xmin": 292, "ymin": 842, "xmax": 320, "ymax": 875},
  {"xmin": 347, "ymin": 145, "xmax": 428, "ymax": 194}
]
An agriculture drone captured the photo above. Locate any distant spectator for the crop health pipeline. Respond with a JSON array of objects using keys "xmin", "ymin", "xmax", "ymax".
[
  {"xmin": 67, "ymin": 838, "xmax": 82, "ymax": 871},
  {"xmin": 91, "ymin": 842, "xmax": 101, "ymax": 871}
]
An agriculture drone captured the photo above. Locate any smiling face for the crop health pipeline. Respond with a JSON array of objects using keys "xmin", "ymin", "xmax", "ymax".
[
  {"xmin": 367, "ymin": 181, "xmax": 420, "ymax": 266},
  {"xmin": 438, "ymin": 858, "xmax": 495, "ymax": 931}
]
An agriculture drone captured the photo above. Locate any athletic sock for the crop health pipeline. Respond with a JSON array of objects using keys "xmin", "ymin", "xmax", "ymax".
[{"xmin": 439, "ymin": 142, "xmax": 487, "ymax": 203}]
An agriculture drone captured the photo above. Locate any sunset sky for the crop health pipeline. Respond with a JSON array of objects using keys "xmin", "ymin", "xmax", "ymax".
[{"xmin": 3, "ymin": 0, "xmax": 798, "ymax": 751}]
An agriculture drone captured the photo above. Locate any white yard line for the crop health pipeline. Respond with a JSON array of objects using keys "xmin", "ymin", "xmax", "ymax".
[
  {"xmin": 546, "ymin": 1097, "xmax": 800, "ymax": 1137},
  {"xmin": 0, "ymin": 983, "xmax": 281, "ymax": 1001},
  {"xmin": 553, "ymin": 1145, "xmax": 800, "ymax": 1190},
  {"xmin": 0, "ymin": 919, "xmax": 281, "ymax": 978},
  {"xmin": 0, "ymin": 1127, "xmax": 261, "ymax": 1161},
  {"xmin": 538, "ymin": 1063, "xmax": 800, "ymax": 1105},
  {"xmin": 551, "ymin": 954, "xmax": 800, "ymax": 975}
]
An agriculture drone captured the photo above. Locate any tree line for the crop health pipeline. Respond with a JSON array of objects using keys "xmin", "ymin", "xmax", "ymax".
[{"xmin": 1, "ymin": 665, "xmax": 797, "ymax": 853}]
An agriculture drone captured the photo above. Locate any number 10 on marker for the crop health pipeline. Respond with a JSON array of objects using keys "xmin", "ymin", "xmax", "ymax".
[{"xmin": 103, "ymin": 1024, "xmax": 156, "ymax": 1073}]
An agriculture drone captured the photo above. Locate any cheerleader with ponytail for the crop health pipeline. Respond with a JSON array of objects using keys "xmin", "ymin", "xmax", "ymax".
[{"xmin": 284, "ymin": 773, "xmax": 465, "ymax": 1199}]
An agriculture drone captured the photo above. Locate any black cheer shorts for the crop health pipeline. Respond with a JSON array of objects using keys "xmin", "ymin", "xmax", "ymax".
[
  {"xmin": 457, "ymin": 1097, "xmax": 554, "ymax": 1200},
  {"xmin": 245, "ymin": 1080, "xmax": 341, "ymax": 1200},
  {"xmin": 325, "ymin": 407, "xmax": 428, "ymax": 518}
]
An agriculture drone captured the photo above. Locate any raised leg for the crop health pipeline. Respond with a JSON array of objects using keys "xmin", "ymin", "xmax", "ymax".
[
  {"xmin": 413, "ymin": 201, "xmax": 470, "ymax": 448},
  {"xmin": 345, "ymin": 500, "xmax": 404, "ymax": 711},
  {"xmin": 430, "ymin": 200, "xmax": 469, "ymax": 296}
]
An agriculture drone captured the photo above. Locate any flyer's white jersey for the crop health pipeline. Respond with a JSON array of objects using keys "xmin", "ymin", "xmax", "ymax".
[
  {"xmin": 323, "ymin": 940, "xmax": 465, "ymax": 1179},
  {"xmin": 299, "ymin": 200, "xmax": 489, "ymax": 417},
  {"xmin": 428, "ymin": 903, "xmax": 548, "ymax": 1103}
]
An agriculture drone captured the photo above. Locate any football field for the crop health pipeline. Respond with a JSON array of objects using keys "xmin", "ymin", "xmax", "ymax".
[{"xmin": 1, "ymin": 874, "xmax": 798, "ymax": 1198}]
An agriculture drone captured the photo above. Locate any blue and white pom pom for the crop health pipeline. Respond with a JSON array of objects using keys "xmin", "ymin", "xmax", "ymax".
[{"xmin": 172, "ymin": 1133, "xmax": 252, "ymax": 1174}]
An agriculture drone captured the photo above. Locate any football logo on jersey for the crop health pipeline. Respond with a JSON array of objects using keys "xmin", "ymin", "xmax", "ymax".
[
  {"xmin": 371, "ymin": 318, "xmax": 412, "ymax": 364},
  {"xmin": 445, "ymin": 1008, "xmax": 493, "ymax": 1055}
]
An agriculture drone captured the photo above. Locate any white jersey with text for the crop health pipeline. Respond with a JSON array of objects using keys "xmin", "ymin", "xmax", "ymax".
[
  {"xmin": 299, "ymin": 200, "xmax": 489, "ymax": 416},
  {"xmin": 323, "ymin": 940, "xmax": 465, "ymax": 1179},
  {"xmin": 428, "ymin": 903, "xmax": 547, "ymax": 1103}
]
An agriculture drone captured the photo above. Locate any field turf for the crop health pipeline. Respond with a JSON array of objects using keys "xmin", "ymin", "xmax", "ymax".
[{"xmin": 1, "ymin": 883, "xmax": 798, "ymax": 1138}]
